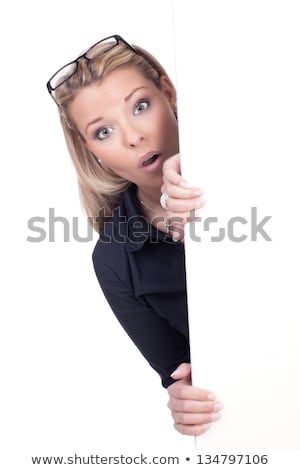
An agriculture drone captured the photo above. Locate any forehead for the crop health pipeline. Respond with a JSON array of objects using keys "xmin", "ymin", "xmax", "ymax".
[{"xmin": 68, "ymin": 67, "xmax": 156, "ymax": 123}]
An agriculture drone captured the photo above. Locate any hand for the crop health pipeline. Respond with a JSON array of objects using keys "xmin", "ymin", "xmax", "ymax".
[
  {"xmin": 167, "ymin": 363, "xmax": 223, "ymax": 436},
  {"xmin": 161, "ymin": 154, "xmax": 206, "ymax": 241}
]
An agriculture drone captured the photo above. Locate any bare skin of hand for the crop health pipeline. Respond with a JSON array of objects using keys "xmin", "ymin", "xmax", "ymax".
[
  {"xmin": 167, "ymin": 363, "xmax": 223, "ymax": 436},
  {"xmin": 161, "ymin": 154, "xmax": 206, "ymax": 241}
]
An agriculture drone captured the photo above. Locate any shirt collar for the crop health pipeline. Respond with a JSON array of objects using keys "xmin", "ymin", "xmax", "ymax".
[{"xmin": 118, "ymin": 184, "xmax": 172, "ymax": 252}]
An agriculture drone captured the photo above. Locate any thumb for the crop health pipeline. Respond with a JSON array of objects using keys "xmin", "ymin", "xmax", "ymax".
[
  {"xmin": 171, "ymin": 153, "xmax": 181, "ymax": 172},
  {"xmin": 170, "ymin": 362, "xmax": 191, "ymax": 380}
]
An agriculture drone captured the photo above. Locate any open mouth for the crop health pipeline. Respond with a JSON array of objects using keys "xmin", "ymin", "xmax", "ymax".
[{"xmin": 142, "ymin": 153, "xmax": 161, "ymax": 166}]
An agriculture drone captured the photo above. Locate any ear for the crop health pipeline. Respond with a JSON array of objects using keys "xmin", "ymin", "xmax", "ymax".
[{"xmin": 159, "ymin": 75, "xmax": 177, "ymax": 112}]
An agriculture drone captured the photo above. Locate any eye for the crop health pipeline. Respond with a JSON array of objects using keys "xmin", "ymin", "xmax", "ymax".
[
  {"xmin": 134, "ymin": 99, "xmax": 150, "ymax": 115},
  {"xmin": 96, "ymin": 127, "xmax": 113, "ymax": 140}
]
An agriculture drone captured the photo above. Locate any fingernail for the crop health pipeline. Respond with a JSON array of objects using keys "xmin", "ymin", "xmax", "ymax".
[
  {"xmin": 193, "ymin": 189, "xmax": 205, "ymax": 197},
  {"xmin": 195, "ymin": 197, "xmax": 206, "ymax": 208},
  {"xmin": 170, "ymin": 366, "xmax": 181, "ymax": 377},
  {"xmin": 207, "ymin": 393, "xmax": 217, "ymax": 400},
  {"xmin": 180, "ymin": 180, "xmax": 189, "ymax": 188},
  {"xmin": 213, "ymin": 402, "xmax": 224, "ymax": 412},
  {"xmin": 201, "ymin": 423, "xmax": 212, "ymax": 432},
  {"xmin": 171, "ymin": 224, "xmax": 184, "ymax": 242},
  {"xmin": 193, "ymin": 208, "xmax": 202, "ymax": 218},
  {"xmin": 211, "ymin": 413, "xmax": 222, "ymax": 421}
]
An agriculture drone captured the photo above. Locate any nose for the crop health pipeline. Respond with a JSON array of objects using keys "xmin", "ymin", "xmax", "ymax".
[{"xmin": 122, "ymin": 122, "xmax": 144, "ymax": 148}]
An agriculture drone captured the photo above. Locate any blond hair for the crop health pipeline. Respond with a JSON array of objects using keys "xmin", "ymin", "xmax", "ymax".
[{"xmin": 52, "ymin": 39, "xmax": 171, "ymax": 233}]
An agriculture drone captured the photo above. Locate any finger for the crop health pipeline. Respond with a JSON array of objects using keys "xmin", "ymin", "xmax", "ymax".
[
  {"xmin": 167, "ymin": 382, "xmax": 216, "ymax": 401},
  {"xmin": 167, "ymin": 397, "xmax": 224, "ymax": 413},
  {"xmin": 162, "ymin": 154, "xmax": 186, "ymax": 187},
  {"xmin": 166, "ymin": 196, "xmax": 206, "ymax": 214},
  {"xmin": 170, "ymin": 362, "xmax": 191, "ymax": 380},
  {"xmin": 166, "ymin": 211, "xmax": 203, "ymax": 234},
  {"xmin": 161, "ymin": 182, "xmax": 204, "ymax": 200},
  {"xmin": 168, "ymin": 397, "xmax": 220, "ymax": 413},
  {"xmin": 171, "ymin": 410, "xmax": 222, "ymax": 426},
  {"xmin": 174, "ymin": 422, "xmax": 212, "ymax": 436},
  {"xmin": 168, "ymin": 396, "xmax": 223, "ymax": 413}
]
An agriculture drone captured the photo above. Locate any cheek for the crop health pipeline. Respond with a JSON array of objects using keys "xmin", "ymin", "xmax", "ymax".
[
  {"xmin": 160, "ymin": 109, "xmax": 178, "ymax": 136},
  {"xmin": 87, "ymin": 140, "xmax": 116, "ymax": 160},
  {"xmin": 88, "ymin": 145, "xmax": 127, "ymax": 171}
]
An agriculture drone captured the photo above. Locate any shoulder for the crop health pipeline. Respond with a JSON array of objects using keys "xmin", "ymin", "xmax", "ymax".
[
  {"xmin": 92, "ymin": 187, "xmax": 133, "ymax": 284},
  {"xmin": 92, "ymin": 224, "xmax": 128, "ymax": 277}
]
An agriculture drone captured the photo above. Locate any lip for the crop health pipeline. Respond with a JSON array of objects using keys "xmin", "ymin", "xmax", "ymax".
[{"xmin": 138, "ymin": 151, "xmax": 162, "ymax": 169}]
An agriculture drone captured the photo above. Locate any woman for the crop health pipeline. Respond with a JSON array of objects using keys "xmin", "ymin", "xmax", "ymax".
[{"xmin": 47, "ymin": 35, "xmax": 223, "ymax": 436}]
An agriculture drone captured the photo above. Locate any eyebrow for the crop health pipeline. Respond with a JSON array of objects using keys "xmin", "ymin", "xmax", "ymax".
[
  {"xmin": 125, "ymin": 86, "xmax": 148, "ymax": 102},
  {"xmin": 85, "ymin": 86, "xmax": 149, "ymax": 133}
]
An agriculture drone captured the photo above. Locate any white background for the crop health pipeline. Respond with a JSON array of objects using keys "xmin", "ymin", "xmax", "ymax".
[
  {"xmin": 173, "ymin": 0, "xmax": 300, "ymax": 459},
  {"xmin": 0, "ymin": 0, "xmax": 299, "ymax": 468}
]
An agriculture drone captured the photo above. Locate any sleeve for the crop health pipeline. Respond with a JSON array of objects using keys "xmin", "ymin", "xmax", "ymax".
[{"xmin": 93, "ymin": 256, "xmax": 190, "ymax": 388}]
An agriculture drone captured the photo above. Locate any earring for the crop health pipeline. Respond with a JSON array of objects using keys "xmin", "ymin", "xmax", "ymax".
[{"xmin": 97, "ymin": 159, "xmax": 102, "ymax": 163}]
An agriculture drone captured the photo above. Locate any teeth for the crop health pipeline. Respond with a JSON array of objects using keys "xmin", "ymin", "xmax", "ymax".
[{"xmin": 143, "ymin": 154, "xmax": 159, "ymax": 166}]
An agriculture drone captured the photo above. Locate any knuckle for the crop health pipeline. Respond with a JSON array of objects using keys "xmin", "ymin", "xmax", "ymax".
[
  {"xmin": 194, "ymin": 426, "xmax": 205, "ymax": 436},
  {"xmin": 173, "ymin": 423, "xmax": 180, "ymax": 432},
  {"xmin": 179, "ymin": 413, "xmax": 189, "ymax": 425},
  {"xmin": 174, "ymin": 423, "xmax": 186, "ymax": 435},
  {"xmin": 181, "ymin": 401, "xmax": 191, "ymax": 413},
  {"xmin": 175, "ymin": 420, "xmax": 212, "ymax": 436},
  {"xmin": 174, "ymin": 388, "xmax": 185, "ymax": 400}
]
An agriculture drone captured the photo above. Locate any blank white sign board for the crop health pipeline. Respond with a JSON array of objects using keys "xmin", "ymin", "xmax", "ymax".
[{"xmin": 173, "ymin": 0, "xmax": 300, "ymax": 449}]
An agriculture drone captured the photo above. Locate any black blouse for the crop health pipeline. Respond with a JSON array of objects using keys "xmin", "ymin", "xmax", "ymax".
[{"xmin": 92, "ymin": 183, "xmax": 190, "ymax": 388}]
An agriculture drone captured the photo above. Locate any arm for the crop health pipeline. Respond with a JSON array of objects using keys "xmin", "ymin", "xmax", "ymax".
[
  {"xmin": 93, "ymin": 256, "xmax": 190, "ymax": 388},
  {"xmin": 93, "ymin": 256, "xmax": 223, "ymax": 435}
]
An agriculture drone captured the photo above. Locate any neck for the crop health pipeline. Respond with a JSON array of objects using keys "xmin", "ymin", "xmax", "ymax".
[
  {"xmin": 137, "ymin": 186, "xmax": 161, "ymax": 209},
  {"xmin": 136, "ymin": 185, "xmax": 167, "ymax": 227},
  {"xmin": 136, "ymin": 185, "xmax": 172, "ymax": 236}
]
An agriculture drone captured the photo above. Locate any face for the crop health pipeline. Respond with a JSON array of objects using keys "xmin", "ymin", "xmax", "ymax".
[{"xmin": 68, "ymin": 67, "xmax": 179, "ymax": 191}]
